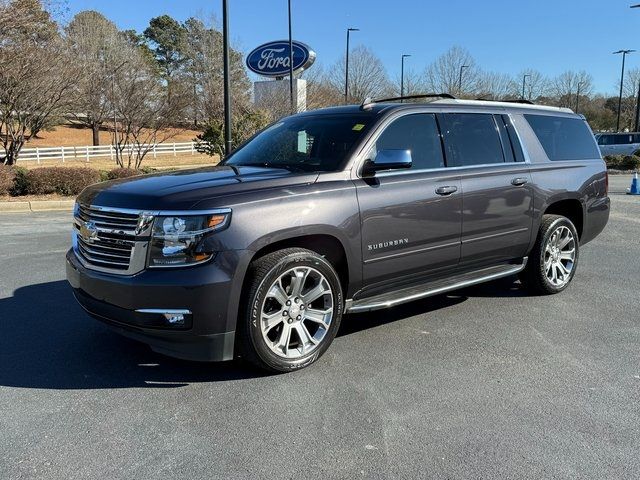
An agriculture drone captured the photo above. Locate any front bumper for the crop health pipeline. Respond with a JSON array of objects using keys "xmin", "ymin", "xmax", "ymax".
[{"xmin": 66, "ymin": 249, "xmax": 250, "ymax": 362}]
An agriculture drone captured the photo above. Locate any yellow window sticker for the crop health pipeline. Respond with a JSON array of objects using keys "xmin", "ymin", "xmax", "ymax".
[{"xmin": 352, "ymin": 123, "xmax": 365, "ymax": 131}]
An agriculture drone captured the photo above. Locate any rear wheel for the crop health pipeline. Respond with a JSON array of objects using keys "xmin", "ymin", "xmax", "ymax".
[
  {"xmin": 521, "ymin": 214, "xmax": 579, "ymax": 294},
  {"xmin": 237, "ymin": 248, "xmax": 343, "ymax": 372}
]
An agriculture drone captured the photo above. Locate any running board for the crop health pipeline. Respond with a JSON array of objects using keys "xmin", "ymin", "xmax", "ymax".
[{"xmin": 345, "ymin": 258, "xmax": 527, "ymax": 313}]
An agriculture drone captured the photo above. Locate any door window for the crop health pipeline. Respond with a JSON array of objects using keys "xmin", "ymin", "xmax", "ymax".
[
  {"xmin": 440, "ymin": 114, "xmax": 505, "ymax": 167},
  {"xmin": 369, "ymin": 114, "xmax": 445, "ymax": 170}
]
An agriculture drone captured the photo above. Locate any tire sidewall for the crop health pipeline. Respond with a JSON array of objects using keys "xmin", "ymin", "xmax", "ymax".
[
  {"xmin": 535, "ymin": 217, "xmax": 580, "ymax": 293},
  {"xmin": 247, "ymin": 252, "xmax": 343, "ymax": 371}
]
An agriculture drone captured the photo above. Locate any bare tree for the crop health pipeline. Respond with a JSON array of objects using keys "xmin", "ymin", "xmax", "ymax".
[
  {"xmin": 477, "ymin": 72, "xmax": 517, "ymax": 100},
  {"xmin": 110, "ymin": 46, "xmax": 189, "ymax": 169},
  {"xmin": 327, "ymin": 45, "xmax": 392, "ymax": 102},
  {"xmin": 183, "ymin": 16, "xmax": 250, "ymax": 126},
  {"xmin": 390, "ymin": 68, "xmax": 426, "ymax": 98},
  {"xmin": 65, "ymin": 11, "xmax": 125, "ymax": 146},
  {"xmin": 549, "ymin": 70, "xmax": 593, "ymax": 108},
  {"xmin": 423, "ymin": 46, "xmax": 481, "ymax": 96},
  {"xmin": 516, "ymin": 69, "xmax": 548, "ymax": 101},
  {"xmin": 0, "ymin": 0, "xmax": 77, "ymax": 165}
]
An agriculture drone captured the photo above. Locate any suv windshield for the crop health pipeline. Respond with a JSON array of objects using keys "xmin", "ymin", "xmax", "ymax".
[{"xmin": 223, "ymin": 114, "xmax": 372, "ymax": 172}]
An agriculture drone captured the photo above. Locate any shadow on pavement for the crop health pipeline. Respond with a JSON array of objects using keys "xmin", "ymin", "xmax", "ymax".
[{"xmin": 0, "ymin": 276, "xmax": 525, "ymax": 390}]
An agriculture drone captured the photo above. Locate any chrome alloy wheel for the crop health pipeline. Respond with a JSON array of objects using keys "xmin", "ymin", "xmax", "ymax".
[
  {"xmin": 544, "ymin": 225, "xmax": 576, "ymax": 287},
  {"xmin": 260, "ymin": 266, "xmax": 334, "ymax": 359}
]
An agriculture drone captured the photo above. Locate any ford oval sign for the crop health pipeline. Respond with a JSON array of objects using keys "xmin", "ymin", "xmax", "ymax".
[{"xmin": 246, "ymin": 40, "xmax": 316, "ymax": 77}]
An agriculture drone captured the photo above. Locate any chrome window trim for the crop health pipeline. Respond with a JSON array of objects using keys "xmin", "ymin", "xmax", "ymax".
[{"xmin": 351, "ymin": 108, "xmax": 531, "ymax": 180}]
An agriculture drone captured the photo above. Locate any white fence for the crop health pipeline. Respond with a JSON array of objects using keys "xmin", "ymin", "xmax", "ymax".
[{"xmin": 19, "ymin": 141, "xmax": 197, "ymax": 163}]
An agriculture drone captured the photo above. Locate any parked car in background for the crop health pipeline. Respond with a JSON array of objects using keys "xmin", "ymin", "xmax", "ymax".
[
  {"xmin": 596, "ymin": 132, "xmax": 640, "ymax": 156},
  {"xmin": 67, "ymin": 96, "xmax": 610, "ymax": 372}
]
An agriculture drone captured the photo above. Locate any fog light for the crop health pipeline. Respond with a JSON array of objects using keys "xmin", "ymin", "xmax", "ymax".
[
  {"xmin": 135, "ymin": 309, "xmax": 192, "ymax": 329},
  {"xmin": 164, "ymin": 313, "xmax": 185, "ymax": 325}
]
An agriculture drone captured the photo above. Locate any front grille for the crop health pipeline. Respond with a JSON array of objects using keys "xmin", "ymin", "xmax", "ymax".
[
  {"xmin": 73, "ymin": 204, "xmax": 145, "ymax": 274},
  {"xmin": 77, "ymin": 204, "xmax": 139, "ymax": 232}
]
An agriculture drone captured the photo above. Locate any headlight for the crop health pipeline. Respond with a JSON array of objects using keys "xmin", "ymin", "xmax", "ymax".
[{"xmin": 148, "ymin": 212, "xmax": 230, "ymax": 267}]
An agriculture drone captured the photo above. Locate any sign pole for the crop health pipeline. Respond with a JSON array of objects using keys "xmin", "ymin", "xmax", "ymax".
[
  {"xmin": 288, "ymin": 0, "xmax": 295, "ymax": 113},
  {"xmin": 222, "ymin": 0, "xmax": 232, "ymax": 155}
]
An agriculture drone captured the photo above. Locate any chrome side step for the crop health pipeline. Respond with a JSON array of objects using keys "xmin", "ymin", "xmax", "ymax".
[{"xmin": 345, "ymin": 258, "xmax": 527, "ymax": 313}]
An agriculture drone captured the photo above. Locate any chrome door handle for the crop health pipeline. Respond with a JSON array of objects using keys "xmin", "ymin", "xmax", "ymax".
[
  {"xmin": 435, "ymin": 185, "xmax": 458, "ymax": 195},
  {"xmin": 511, "ymin": 177, "xmax": 528, "ymax": 186}
]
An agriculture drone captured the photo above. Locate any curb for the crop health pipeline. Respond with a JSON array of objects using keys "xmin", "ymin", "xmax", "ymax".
[{"xmin": 0, "ymin": 199, "xmax": 75, "ymax": 213}]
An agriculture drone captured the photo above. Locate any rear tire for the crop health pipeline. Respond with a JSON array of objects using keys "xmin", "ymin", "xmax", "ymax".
[
  {"xmin": 521, "ymin": 214, "xmax": 579, "ymax": 295},
  {"xmin": 237, "ymin": 248, "xmax": 343, "ymax": 373}
]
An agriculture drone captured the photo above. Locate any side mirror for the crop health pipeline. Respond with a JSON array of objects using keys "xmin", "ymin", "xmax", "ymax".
[{"xmin": 362, "ymin": 149, "xmax": 412, "ymax": 176}]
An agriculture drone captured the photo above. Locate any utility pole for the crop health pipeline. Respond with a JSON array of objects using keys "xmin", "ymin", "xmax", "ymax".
[
  {"xmin": 614, "ymin": 49, "xmax": 635, "ymax": 132},
  {"xmin": 288, "ymin": 0, "xmax": 295, "ymax": 113},
  {"xmin": 344, "ymin": 27, "xmax": 359, "ymax": 104},
  {"xmin": 222, "ymin": 0, "xmax": 232, "ymax": 155},
  {"xmin": 401, "ymin": 54, "xmax": 411, "ymax": 101}
]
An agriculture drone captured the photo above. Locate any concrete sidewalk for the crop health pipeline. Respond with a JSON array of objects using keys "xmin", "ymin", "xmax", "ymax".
[{"xmin": 0, "ymin": 199, "xmax": 75, "ymax": 213}]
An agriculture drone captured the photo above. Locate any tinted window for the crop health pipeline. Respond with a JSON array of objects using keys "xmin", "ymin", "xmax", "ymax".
[
  {"xmin": 224, "ymin": 114, "xmax": 372, "ymax": 172},
  {"xmin": 495, "ymin": 115, "xmax": 515, "ymax": 163},
  {"xmin": 371, "ymin": 114, "xmax": 444, "ymax": 170},
  {"xmin": 524, "ymin": 114, "xmax": 600, "ymax": 161},
  {"xmin": 440, "ymin": 113, "xmax": 505, "ymax": 167}
]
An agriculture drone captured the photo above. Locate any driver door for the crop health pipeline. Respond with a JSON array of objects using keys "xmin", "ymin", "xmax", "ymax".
[{"xmin": 353, "ymin": 113, "xmax": 462, "ymax": 290}]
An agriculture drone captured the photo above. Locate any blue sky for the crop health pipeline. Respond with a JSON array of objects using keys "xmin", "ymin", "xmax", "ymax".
[{"xmin": 62, "ymin": 0, "xmax": 639, "ymax": 94}]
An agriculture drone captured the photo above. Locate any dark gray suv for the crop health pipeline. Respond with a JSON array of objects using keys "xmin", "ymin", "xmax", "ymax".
[{"xmin": 67, "ymin": 97, "xmax": 610, "ymax": 372}]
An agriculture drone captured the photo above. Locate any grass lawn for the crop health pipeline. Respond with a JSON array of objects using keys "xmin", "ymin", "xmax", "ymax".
[{"xmin": 18, "ymin": 152, "xmax": 220, "ymax": 170}]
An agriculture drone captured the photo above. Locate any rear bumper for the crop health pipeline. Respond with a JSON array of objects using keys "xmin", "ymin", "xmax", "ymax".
[{"xmin": 66, "ymin": 248, "xmax": 251, "ymax": 361}]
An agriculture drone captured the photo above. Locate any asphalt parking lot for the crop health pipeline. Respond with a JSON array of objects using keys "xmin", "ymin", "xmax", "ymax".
[{"xmin": 1, "ymin": 175, "xmax": 639, "ymax": 480}]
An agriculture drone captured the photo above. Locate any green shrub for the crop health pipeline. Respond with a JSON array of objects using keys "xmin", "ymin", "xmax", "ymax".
[
  {"xmin": 620, "ymin": 155, "xmax": 640, "ymax": 171},
  {"xmin": 11, "ymin": 167, "xmax": 30, "ymax": 195},
  {"xmin": 605, "ymin": 154, "xmax": 640, "ymax": 171},
  {"xmin": 106, "ymin": 168, "xmax": 142, "ymax": 180},
  {"xmin": 26, "ymin": 167, "xmax": 101, "ymax": 195},
  {"xmin": 0, "ymin": 166, "xmax": 16, "ymax": 196}
]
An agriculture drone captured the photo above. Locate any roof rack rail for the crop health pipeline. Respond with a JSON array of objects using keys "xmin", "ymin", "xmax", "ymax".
[
  {"xmin": 360, "ymin": 93, "xmax": 456, "ymax": 110},
  {"xmin": 500, "ymin": 98, "xmax": 535, "ymax": 105}
]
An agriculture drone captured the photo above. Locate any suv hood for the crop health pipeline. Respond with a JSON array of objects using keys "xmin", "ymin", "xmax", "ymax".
[{"xmin": 77, "ymin": 165, "xmax": 320, "ymax": 210}]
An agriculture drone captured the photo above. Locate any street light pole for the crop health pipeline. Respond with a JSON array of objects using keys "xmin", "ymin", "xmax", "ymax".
[
  {"xmin": 575, "ymin": 81, "xmax": 583, "ymax": 114},
  {"xmin": 222, "ymin": 0, "xmax": 232, "ymax": 155},
  {"xmin": 614, "ymin": 49, "xmax": 635, "ymax": 132},
  {"xmin": 522, "ymin": 74, "xmax": 531, "ymax": 100},
  {"xmin": 344, "ymin": 27, "xmax": 359, "ymax": 104},
  {"xmin": 401, "ymin": 54, "xmax": 411, "ymax": 101},
  {"xmin": 458, "ymin": 65, "xmax": 468, "ymax": 96},
  {"xmin": 288, "ymin": 0, "xmax": 294, "ymax": 113},
  {"xmin": 634, "ymin": 80, "xmax": 640, "ymax": 132}
]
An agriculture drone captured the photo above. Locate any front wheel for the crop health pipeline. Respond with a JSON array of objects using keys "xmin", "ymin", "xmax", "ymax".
[
  {"xmin": 237, "ymin": 248, "xmax": 343, "ymax": 372},
  {"xmin": 521, "ymin": 214, "xmax": 579, "ymax": 295}
]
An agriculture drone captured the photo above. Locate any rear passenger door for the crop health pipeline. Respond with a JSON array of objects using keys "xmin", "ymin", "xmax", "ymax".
[{"xmin": 438, "ymin": 113, "xmax": 533, "ymax": 266}]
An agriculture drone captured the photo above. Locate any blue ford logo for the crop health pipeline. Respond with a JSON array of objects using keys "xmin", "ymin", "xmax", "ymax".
[{"xmin": 246, "ymin": 40, "xmax": 316, "ymax": 77}]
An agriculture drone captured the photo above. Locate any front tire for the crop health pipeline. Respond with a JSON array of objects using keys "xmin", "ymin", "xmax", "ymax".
[
  {"xmin": 521, "ymin": 214, "xmax": 579, "ymax": 295},
  {"xmin": 237, "ymin": 248, "xmax": 343, "ymax": 372}
]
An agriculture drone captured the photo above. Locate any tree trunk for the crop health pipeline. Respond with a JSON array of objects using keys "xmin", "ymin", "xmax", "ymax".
[{"xmin": 92, "ymin": 123, "xmax": 100, "ymax": 146}]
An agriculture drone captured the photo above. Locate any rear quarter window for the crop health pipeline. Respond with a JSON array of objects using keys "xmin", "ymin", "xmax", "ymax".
[{"xmin": 524, "ymin": 114, "xmax": 600, "ymax": 161}]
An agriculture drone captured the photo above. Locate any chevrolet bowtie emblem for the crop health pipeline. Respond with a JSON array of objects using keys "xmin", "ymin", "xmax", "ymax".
[{"xmin": 80, "ymin": 221, "xmax": 98, "ymax": 243}]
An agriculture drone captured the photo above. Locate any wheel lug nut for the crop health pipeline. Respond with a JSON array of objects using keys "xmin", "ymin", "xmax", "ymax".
[
  {"xmin": 286, "ymin": 300, "xmax": 291, "ymax": 306},
  {"xmin": 297, "ymin": 315, "xmax": 301, "ymax": 320},
  {"xmin": 288, "ymin": 318, "xmax": 293, "ymax": 324},
  {"xmin": 283, "ymin": 311, "xmax": 288, "ymax": 316},
  {"xmin": 295, "ymin": 297, "xmax": 300, "ymax": 303},
  {"xmin": 300, "ymin": 305, "xmax": 305, "ymax": 310}
]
